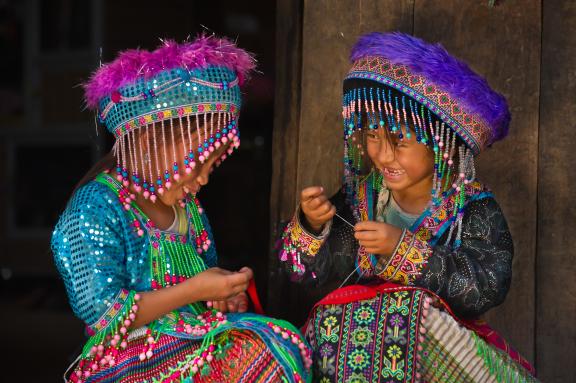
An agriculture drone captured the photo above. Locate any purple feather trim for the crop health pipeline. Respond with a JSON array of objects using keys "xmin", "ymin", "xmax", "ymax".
[
  {"xmin": 350, "ymin": 32, "xmax": 510, "ymax": 143},
  {"xmin": 84, "ymin": 34, "xmax": 256, "ymax": 109}
]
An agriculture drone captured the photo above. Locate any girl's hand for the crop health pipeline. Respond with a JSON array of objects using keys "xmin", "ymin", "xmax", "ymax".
[
  {"xmin": 300, "ymin": 186, "xmax": 336, "ymax": 232},
  {"xmin": 209, "ymin": 292, "xmax": 249, "ymax": 313},
  {"xmin": 354, "ymin": 221, "xmax": 403, "ymax": 256},
  {"xmin": 190, "ymin": 267, "xmax": 253, "ymax": 302}
]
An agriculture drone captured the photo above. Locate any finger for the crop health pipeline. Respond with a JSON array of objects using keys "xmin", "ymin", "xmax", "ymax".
[
  {"xmin": 227, "ymin": 300, "xmax": 238, "ymax": 312},
  {"xmin": 306, "ymin": 195, "xmax": 328, "ymax": 210},
  {"xmin": 316, "ymin": 205, "xmax": 336, "ymax": 221},
  {"xmin": 315, "ymin": 201, "xmax": 334, "ymax": 216},
  {"xmin": 237, "ymin": 297, "xmax": 249, "ymax": 313},
  {"xmin": 354, "ymin": 230, "xmax": 380, "ymax": 241},
  {"xmin": 212, "ymin": 300, "xmax": 225, "ymax": 312},
  {"xmin": 301, "ymin": 186, "xmax": 324, "ymax": 201},
  {"xmin": 354, "ymin": 220, "xmax": 381, "ymax": 231},
  {"xmin": 232, "ymin": 282, "xmax": 250, "ymax": 295},
  {"xmin": 237, "ymin": 267, "xmax": 254, "ymax": 281}
]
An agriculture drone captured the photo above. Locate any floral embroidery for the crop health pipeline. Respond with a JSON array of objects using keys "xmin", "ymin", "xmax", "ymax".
[
  {"xmin": 353, "ymin": 306, "xmax": 375, "ymax": 325},
  {"xmin": 351, "ymin": 327, "xmax": 374, "ymax": 348}
]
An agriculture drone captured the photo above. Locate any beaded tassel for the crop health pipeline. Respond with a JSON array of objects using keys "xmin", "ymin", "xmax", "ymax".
[
  {"xmin": 72, "ymin": 291, "xmax": 141, "ymax": 382},
  {"xmin": 342, "ymin": 86, "xmax": 478, "ymax": 249}
]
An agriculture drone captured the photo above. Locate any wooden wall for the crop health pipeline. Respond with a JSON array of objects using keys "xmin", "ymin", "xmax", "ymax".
[{"xmin": 269, "ymin": 0, "xmax": 576, "ymax": 381}]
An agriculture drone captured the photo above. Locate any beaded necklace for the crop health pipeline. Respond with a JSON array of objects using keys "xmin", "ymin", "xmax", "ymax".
[{"xmin": 97, "ymin": 172, "xmax": 210, "ymax": 314}]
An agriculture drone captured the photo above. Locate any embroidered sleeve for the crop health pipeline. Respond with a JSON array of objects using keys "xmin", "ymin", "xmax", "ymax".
[
  {"xmin": 278, "ymin": 206, "xmax": 331, "ymax": 279},
  {"xmin": 375, "ymin": 229, "xmax": 432, "ymax": 285},
  {"xmin": 416, "ymin": 198, "xmax": 513, "ymax": 317}
]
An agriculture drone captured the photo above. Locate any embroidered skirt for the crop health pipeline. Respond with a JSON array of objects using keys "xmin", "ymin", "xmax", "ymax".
[{"xmin": 304, "ymin": 283, "xmax": 538, "ymax": 383}]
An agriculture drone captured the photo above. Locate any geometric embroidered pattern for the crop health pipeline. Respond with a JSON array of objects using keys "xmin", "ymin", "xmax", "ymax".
[{"xmin": 347, "ymin": 57, "xmax": 493, "ymax": 155}]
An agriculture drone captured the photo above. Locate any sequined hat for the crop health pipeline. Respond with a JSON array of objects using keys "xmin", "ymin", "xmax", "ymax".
[{"xmin": 84, "ymin": 35, "xmax": 256, "ymax": 201}]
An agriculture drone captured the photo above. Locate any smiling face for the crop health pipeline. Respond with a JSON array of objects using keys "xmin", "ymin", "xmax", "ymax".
[
  {"xmin": 365, "ymin": 127, "xmax": 434, "ymax": 197},
  {"xmin": 133, "ymin": 116, "xmax": 233, "ymax": 207}
]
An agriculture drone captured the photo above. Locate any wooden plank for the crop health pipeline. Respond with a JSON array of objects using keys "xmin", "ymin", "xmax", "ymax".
[
  {"xmin": 296, "ymin": 0, "xmax": 415, "ymax": 198},
  {"xmin": 267, "ymin": 0, "xmax": 304, "ymax": 318},
  {"xmin": 413, "ymin": 0, "xmax": 541, "ymax": 363},
  {"xmin": 537, "ymin": 1, "xmax": 576, "ymax": 381},
  {"xmin": 296, "ymin": 0, "xmax": 362, "ymax": 198}
]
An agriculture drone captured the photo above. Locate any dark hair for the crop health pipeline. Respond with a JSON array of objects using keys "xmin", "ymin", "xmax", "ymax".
[{"xmin": 72, "ymin": 151, "xmax": 116, "ymax": 195}]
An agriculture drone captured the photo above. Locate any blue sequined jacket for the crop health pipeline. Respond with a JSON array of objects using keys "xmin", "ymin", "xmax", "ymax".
[{"xmin": 51, "ymin": 179, "xmax": 217, "ymax": 326}]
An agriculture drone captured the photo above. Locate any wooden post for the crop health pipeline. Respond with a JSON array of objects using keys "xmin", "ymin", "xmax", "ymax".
[{"xmin": 537, "ymin": 1, "xmax": 576, "ymax": 380}]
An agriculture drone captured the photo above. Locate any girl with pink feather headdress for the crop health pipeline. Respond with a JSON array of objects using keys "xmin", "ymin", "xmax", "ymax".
[{"xmin": 52, "ymin": 35, "xmax": 312, "ymax": 383}]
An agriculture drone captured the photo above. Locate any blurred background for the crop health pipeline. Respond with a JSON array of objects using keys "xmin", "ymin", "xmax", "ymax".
[{"xmin": 0, "ymin": 0, "xmax": 275, "ymax": 380}]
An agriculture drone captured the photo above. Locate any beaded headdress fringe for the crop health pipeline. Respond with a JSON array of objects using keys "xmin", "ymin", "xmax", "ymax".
[
  {"xmin": 112, "ymin": 112, "xmax": 240, "ymax": 202},
  {"xmin": 342, "ymin": 84, "xmax": 476, "ymax": 248}
]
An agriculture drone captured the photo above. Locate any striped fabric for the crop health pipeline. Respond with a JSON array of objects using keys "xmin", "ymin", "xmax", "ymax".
[
  {"xmin": 419, "ymin": 307, "xmax": 538, "ymax": 383},
  {"xmin": 74, "ymin": 330, "xmax": 287, "ymax": 383}
]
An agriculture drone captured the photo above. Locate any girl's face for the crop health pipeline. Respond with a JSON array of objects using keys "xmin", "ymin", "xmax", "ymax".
[
  {"xmin": 365, "ymin": 127, "xmax": 434, "ymax": 196},
  {"xmin": 138, "ymin": 123, "xmax": 231, "ymax": 207}
]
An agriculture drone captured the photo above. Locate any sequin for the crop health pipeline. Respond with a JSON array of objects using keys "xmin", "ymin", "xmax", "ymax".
[{"xmin": 51, "ymin": 179, "xmax": 217, "ymax": 325}]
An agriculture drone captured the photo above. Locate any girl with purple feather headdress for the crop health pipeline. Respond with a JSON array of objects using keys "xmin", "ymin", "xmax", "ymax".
[
  {"xmin": 52, "ymin": 35, "xmax": 312, "ymax": 383},
  {"xmin": 279, "ymin": 32, "xmax": 538, "ymax": 382}
]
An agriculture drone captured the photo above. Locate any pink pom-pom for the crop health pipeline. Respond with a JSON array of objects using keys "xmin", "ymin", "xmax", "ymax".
[
  {"xmin": 134, "ymin": 293, "xmax": 141, "ymax": 300},
  {"xmin": 158, "ymin": 187, "xmax": 165, "ymax": 195},
  {"xmin": 143, "ymin": 191, "xmax": 150, "ymax": 199},
  {"xmin": 137, "ymin": 229, "xmax": 144, "ymax": 236},
  {"xmin": 190, "ymin": 161, "xmax": 196, "ymax": 169},
  {"xmin": 174, "ymin": 173, "xmax": 180, "ymax": 181},
  {"xmin": 120, "ymin": 327, "xmax": 127, "ymax": 335},
  {"xmin": 146, "ymin": 350, "xmax": 153, "ymax": 358},
  {"xmin": 139, "ymin": 353, "xmax": 146, "ymax": 361},
  {"xmin": 221, "ymin": 137, "xmax": 228, "ymax": 144},
  {"xmin": 150, "ymin": 194, "xmax": 157, "ymax": 202},
  {"xmin": 165, "ymin": 181, "xmax": 172, "ymax": 189},
  {"xmin": 215, "ymin": 142, "xmax": 221, "ymax": 149},
  {"xmin": 185, "ymin": 167, "xmax": 192, "ymax": 174},
  {"xmin": 199, "ymin": 155, "xmax": 205, "ymax": 162}
]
